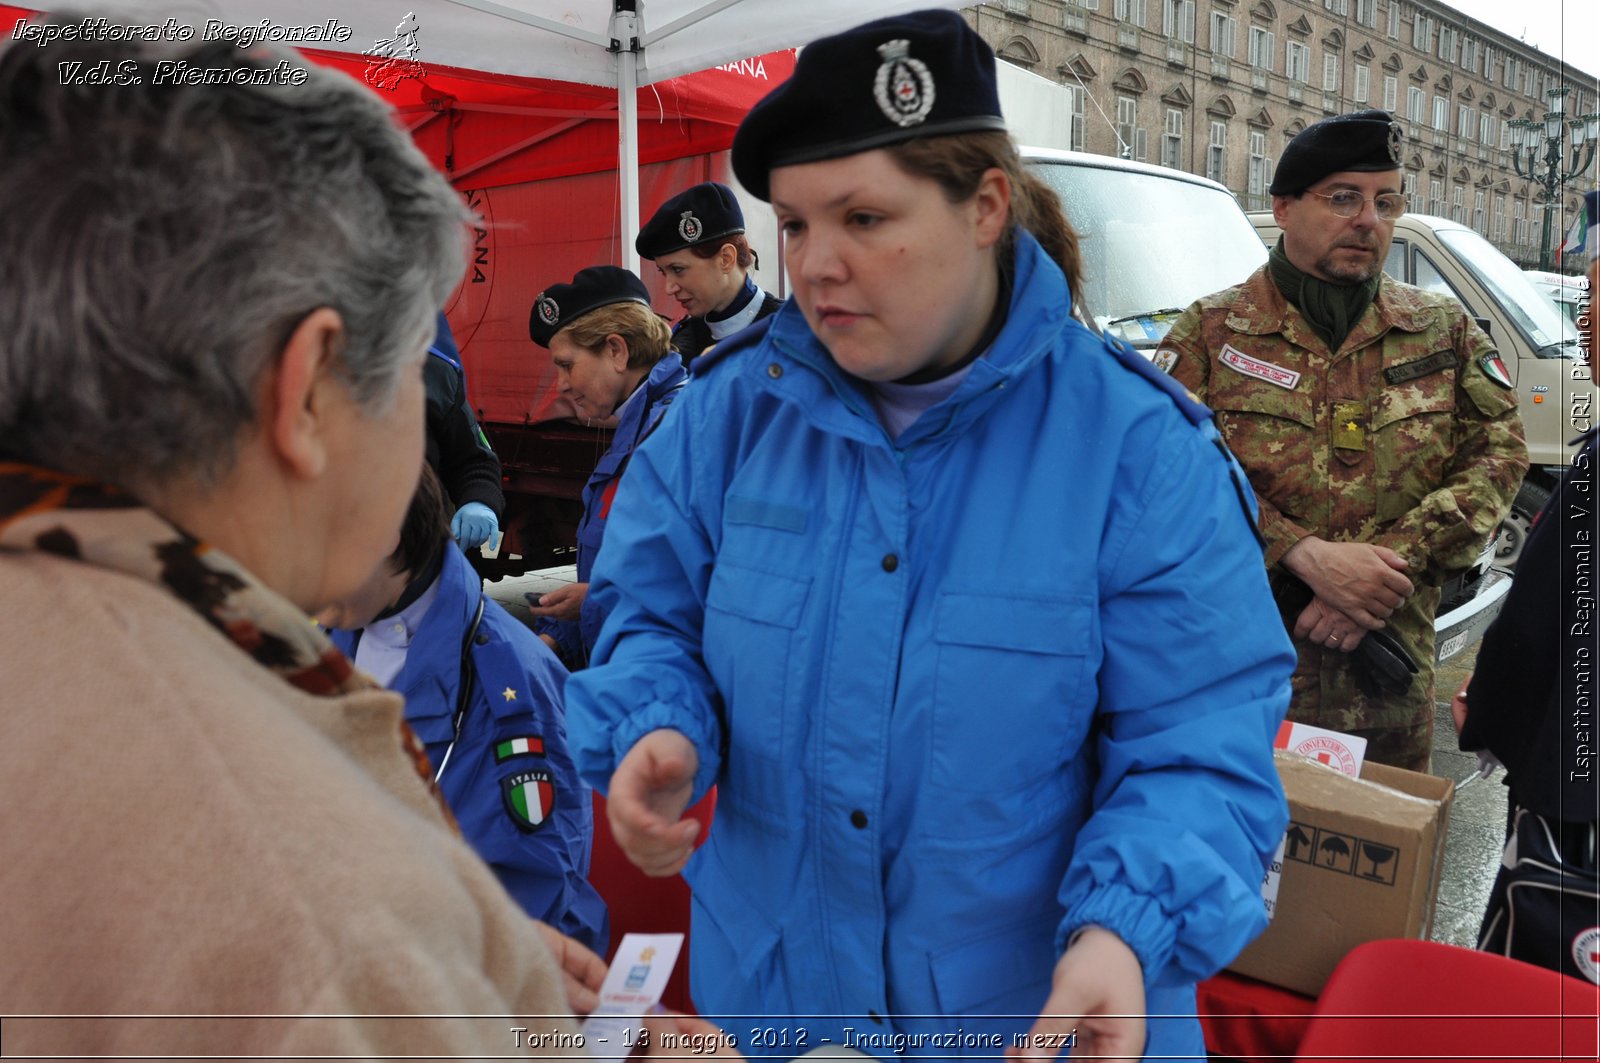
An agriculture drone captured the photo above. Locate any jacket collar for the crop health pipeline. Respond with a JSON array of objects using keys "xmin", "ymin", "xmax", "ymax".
[{"xmin": 1223, "ymin": 266, "xmax": 1437, "ymax": 354}]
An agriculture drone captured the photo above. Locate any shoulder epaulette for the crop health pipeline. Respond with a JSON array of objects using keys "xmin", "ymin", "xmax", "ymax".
[
  {"xmin": 427, "ymin": 345, "xmax": 463, "ymax": 374},
  {"xmin": 691, "ymin": 315, "xmax": 776, "ymax": 377},
  {"xmin": 1098, "ymin": 333, "xmax": 1213, "ymax": 427}
]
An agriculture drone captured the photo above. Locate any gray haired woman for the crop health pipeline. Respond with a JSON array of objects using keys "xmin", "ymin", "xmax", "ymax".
[{"xmin": 0, "ymin": 18, "xmax": 602, "ymax": 1058}]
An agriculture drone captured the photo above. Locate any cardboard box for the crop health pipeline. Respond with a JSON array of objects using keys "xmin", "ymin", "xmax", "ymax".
[{"xmin": 1227, "ymin": 751, "xmax": 1455, "ymax": 996}]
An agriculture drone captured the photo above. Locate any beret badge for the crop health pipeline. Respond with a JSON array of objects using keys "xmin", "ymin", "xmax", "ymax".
[
  {"xmin": 874, "ymin": 38, "xmax": 936, "ymax": 128},
  {"xmin": 1387, "ymin": 119, "xmax": 1403, "ymax": 164},
  {"xmin": 535, "ymin": 294, "xmax": 560, "ymax": 327},
  {"xmin": 677, "ymin": 211, "xmax": 704, "ymax": 243}
]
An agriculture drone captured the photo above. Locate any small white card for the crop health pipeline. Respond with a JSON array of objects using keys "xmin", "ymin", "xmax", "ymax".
[
  {"xmin": 581, "ymin": 933, "xmax": 684, "ymax": 1063},
  {"xmin": 1274, "ymin": 720, "xmax": 1369, "ymax": 777}
]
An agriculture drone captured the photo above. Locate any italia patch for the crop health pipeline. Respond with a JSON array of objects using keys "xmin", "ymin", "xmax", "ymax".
[
  {"xmin": 1220, "ymin": 343, "xmax": 1301, "ymax": 390},
  {"xmin": 502, "ymin": 769, "xmax": 555, "ymax": 832},
  {"xmin": 1478, "ymin": 351, "xmax": 1514, "ymax": 389},
  {"xmin": 494, "ymin": 735, "xmax": 546, "ymax": 763},
  {"xmin": 1151, "ymin": 347, "xmax": 1180, "ymax": 374}
]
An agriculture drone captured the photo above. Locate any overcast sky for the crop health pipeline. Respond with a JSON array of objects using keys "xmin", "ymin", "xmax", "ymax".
[{"xmin": 1439, "ymin": 0, "xmax": 1598, "ymax": 85}]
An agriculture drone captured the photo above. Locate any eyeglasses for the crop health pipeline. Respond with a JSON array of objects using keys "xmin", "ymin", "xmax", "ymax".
[{"xmin": 1308, "ymin": 189, "xmax": 1407, "ymax": 221}]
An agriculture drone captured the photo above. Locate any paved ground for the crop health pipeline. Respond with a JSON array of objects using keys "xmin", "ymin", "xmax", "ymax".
[
  {"xmin": 1429, "ymin": 640, "xmax": 1510, "ymax": 950},
  {"xmin": 486, "ymin": 562, "xmax": 1511, "ymax": 948}
]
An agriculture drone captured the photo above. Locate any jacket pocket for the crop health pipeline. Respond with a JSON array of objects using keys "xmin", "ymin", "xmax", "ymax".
[
  {"xmin": 929, "ymin": 592, "xmax": 1094, "ymax": 794},
  {"xmin": 1209, "ymin": 379, "xmax": 1317, "ymax": 515},
  {"xmin": 702, "ymin": 561, "xmax": 810, "ymax": 826},
  {"xmin": 1371, "ymin": 351, "xmax": 1457, "ymax": 523},
  {"xmin": 929, "ymin": 909, "xmax": 1059, "ymax": 1035},
  {"xmin": 686, "ymin": 841, "xmax": 787, "ymax": 1013}
]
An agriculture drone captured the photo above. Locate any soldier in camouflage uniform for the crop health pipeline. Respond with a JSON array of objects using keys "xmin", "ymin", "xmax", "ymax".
[{"xmin": 1160, "ymin": 110, "xmax": 1528, "ymax": 771}]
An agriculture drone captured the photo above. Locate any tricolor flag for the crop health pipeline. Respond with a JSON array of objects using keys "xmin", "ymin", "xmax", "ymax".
[
  {"xmin": 495, "ymin": 735, "xmax": 546, "ymax": 762},
  {"xmin": 502, "ymin": 770, "xmax": 555, "ymax": 832},
  {"xmin": 1558, "ymin": 189, "xmax": 1600, "ymax": 261}
]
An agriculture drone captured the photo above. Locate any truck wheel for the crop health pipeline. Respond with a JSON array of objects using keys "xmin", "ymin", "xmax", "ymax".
[{"xmin": 1493, "ymin": 480, "xmax": 1551, "ymax": 570}]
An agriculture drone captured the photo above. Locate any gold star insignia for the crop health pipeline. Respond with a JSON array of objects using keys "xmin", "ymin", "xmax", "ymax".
[
  {"xmin": 502, "ymin": 687, "xmax": 517, "ymax": 702},
  {"xmin": 1345, "ymin": 420, "xmax": 1359, "ymax": 432}
]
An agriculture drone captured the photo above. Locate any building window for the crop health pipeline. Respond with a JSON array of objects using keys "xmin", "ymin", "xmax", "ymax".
[
  {"xmin": 1483, "ymin": 44, "xmax": 1495, "ymax": 80},
  {"xmin": 1513, "ymin": 199, "xmax": 1526, "ymax": 243},
  {"xmin": 1500, "ymin": 120, "xmax": 1512, "ymax": 150},
  {"xmin": 1207, "ymin": 120, "xmax": 1228, "ymax": 183},
  {"xmin": 1323, "ymin": 0, "xmax": 1348, "ymax": 14},
  {"xmin": 1429, "ymin": 177, "xmax": 1444, "ymax": 216},
  {"xmin": 1211, "ymin": 13, "xmax": 1237, "ymax": 58},
  {"xmin": 1473, "ymin": 190, "xmax": 1486, "ymax": 233},
  {"xmin": 1480, "ymin": 113, "xmax": 1495, "ymax": 146},
  {"xmin": 1248, "ymin": 26, "xmax": 1275, "ymax": 71},
  {"xmin": 1162, "ymin": 0, "xmax": 1196, "ymax": 44},
  {"xmin": 1117, "ymin": 94, "xmax": 1140, "ymax": 160},
  {"xmin": 1324, "ymin": 53, "xmax": 1340, "ymax": 92},
  {"xmin": 1492, "ymin": 194, "xmax": 1506, "ymax": 240},
  {"xmin": 1412, "ymin": 14, "xmax": 1431, "ymax": 53},
  {"xmin": 1437, "ymin": 26, "xmax": 1458, "ymax": 64},
  {"xmin": 1384, "ymin": 73, "xmax": 1398, "ymax": 111},
  {"xmin": 1386, "ymin": 0, "xmax": 1399, "ymax": 39},
  {"xmin": 1432, "ymin": 94, "xmax": 1448, "ymax": 131},
  {"xmin": 1458, "ymin": 104, "xmax": 1474, "ymax": 140},
  {"xmin": 1067, "ymin": 83, "xmax": 1087, "ymax": 151},
  {"xmin": 1162, "ymin": 107, "xmax": 1185, "ymax": 168},
  {"xmin": 1286, "ymin": 41, "xmax": 1310, "ymax": 83},
  {"xmin": 1407, "ymin": 85, "xmax": 1425, "ymax": 123},
  {"xmin": 1451, "ymin": 185, "xmax": 1465, "ymax": 223},
  {"xmin": 1353, "ymin": 63, "xmax": 1369, "ymax": 103},
  {"xmin": 1115, "ymin": 0, "xmax": 1147, "ymax": 24},
  {"xmin": 1070, "ymin": 0, "xmax": 1101, "ymax": 8},
  {"xmin": 1461, "ymin": 36, "xmax": 1478, "ymax": 71},
  {"xmin": 1404, "ymin": 171, "xmax": 1419, "ymax": 213},
  {"xmin": 1355, "ymin": 0, "xmax": 1377, "ymax": 28},
  {"xmin": 1248, "ymin": 129, "xmax": 1270, "ymax": 204}
]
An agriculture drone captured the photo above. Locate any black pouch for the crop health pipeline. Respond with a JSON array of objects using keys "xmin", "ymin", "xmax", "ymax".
[{"xmin": 1478, "ymin": 805, "xmax": 1600, "ymax": 984}]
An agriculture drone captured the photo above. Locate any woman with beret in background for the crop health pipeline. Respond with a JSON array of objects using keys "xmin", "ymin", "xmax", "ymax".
[
  {"xmin": 525, "ymin": 267, "xmax": 687, "ymax": 669},
  {"xmin": 635, "ymin": 182, "xmax": 781, "ymax": 363},
  {"xmin": 568, "ymin": 10, "xmax": 1294, "ymax": 1060}
]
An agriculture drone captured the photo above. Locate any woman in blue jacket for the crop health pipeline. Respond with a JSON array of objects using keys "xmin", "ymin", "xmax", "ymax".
[
  {"xmin": 524, "ymin": 267, "xmax": 688, "ymax": 669},
  {"xmin": 322, "ymin": 468, "xmax": 608, "ymax": 952},
  {"xmin": 566, "ymin": 11, "xmax": 1293, "ymax": 1060}
]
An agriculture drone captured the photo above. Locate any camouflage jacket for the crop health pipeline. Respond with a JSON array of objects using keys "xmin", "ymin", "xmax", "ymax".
[{"xmin": 1160, "ymin": 266, "xmax": 1528, "ymax": 733}]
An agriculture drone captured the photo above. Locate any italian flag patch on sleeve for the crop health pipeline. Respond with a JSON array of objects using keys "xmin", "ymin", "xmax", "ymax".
[{"xmin": 494, "ymin": 735, "xmax": 546, "ymax": 762}]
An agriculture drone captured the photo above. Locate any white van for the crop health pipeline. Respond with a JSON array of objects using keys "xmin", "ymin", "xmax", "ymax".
[{"xmin": 1250, "ymin": 210, "xmax": 1593, "ymax": 569}]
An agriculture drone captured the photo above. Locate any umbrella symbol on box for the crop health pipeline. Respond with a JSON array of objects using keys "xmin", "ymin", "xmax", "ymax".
[{"xmin": 1320, "ymin": 835, "xmax": 1351, "ymax": 866}]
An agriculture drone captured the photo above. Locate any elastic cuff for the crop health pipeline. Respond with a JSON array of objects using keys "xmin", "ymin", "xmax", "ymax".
[
  {"xmin": 611, "ymin": 701, "xmax": 723, "ymax": 804},
  {"xmin": 1059, "ymin": 884, "xmax": 1176, "ymax": 978}
]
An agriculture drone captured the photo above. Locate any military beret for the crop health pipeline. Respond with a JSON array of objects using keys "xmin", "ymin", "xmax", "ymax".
[
  {"xmin": 731, "ymin": 8, "xmax": 1007, "ymax": 201},
  {"xmin": 636, "ymin": 182, "xmax": 746, "ymax": 259},
  {"xmin": 1269, "ymin": 109, "xmax": 1403, "ymax": 196},
  {"xmin": 529, "ymin": 266, "xmax": 650, "ymax": 348}
]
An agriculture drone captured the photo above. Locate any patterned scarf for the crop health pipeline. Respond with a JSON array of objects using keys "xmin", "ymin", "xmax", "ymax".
[
  {"xmin": 0, "ymin": 462, "xmax": 448, "ymax": 813},
  {"xmin": 1268, "ymin": 236, "xmax": 1381, "ymax": 355}
]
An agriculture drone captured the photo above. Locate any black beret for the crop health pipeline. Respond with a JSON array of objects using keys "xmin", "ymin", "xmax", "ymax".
[
  {"xmin": 731, "ymin": 8, "xmax": 1007, "ymax": 201},
  {"xmin": 636, "ymin": 182, "xmax": 746, "ymax": 259},
  {"xmin": 529, "ymin": 266, "xmax": 650, "ymax": 348},
  {"xmin": 1269, "ymin": 109, "xmax": 1403, "ymax": 196}
]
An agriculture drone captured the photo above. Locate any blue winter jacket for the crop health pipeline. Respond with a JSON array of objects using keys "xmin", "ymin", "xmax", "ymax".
[
  {"xmin": 330, "ymin": 543, "xmax": 608, "ymax": 951},
  {"xmin": 536, "ymin": 353, "xmax": 688, "ymax": 667},
  {"xmin": 566, "ymin": 234, "xmax": 1292, "ymax": 1058}
]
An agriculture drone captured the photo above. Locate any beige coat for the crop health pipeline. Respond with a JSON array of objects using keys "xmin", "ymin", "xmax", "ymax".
[{"xmin": 0, "ymin": 550, "xmax": 579, "ymax": 1058}]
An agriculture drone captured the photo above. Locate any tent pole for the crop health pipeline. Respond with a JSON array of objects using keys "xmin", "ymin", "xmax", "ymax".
[{"xmin": 615, "ymin": 2, "xmax": 642, "ymax": 275}]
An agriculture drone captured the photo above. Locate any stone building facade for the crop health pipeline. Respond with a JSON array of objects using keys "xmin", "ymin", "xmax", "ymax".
[{"xmin": 965, "ymin": 0, "xmax": 1598, "ymax": 269}]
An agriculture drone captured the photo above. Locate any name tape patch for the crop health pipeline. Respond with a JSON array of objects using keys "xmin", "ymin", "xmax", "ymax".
[{"xmin": 1220, "ymin": 344, "xmax": 1301, "ymax": 390}]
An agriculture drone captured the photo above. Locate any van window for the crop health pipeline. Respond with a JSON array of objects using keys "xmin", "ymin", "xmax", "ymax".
[
  {"xmin": 1412, "ymin": 248, "xmax": 1461, "ymax": 305},
  {"xmin": 1028, "ymin": 160, "xmax": 1266, "ymax": 346},
  {"xmin": 1384, "ymin": 239, "xmax": 1406, "ymax": 280},
  {"xmin": 1436, "ymin": 228, "xmax": 1581, "ymax": 358}
]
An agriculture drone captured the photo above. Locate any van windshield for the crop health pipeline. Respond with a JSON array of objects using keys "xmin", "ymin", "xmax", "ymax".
[
  {"xmin": 1436, "ymin": 228, "xmax": 1582, "ymax": 357},
  {"xmin": 1028, "ymin": 159, "xmax": 1268, "ymax": 347}
]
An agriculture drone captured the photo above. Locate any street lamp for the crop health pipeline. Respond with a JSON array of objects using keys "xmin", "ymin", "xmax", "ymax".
[{"xmin": 1507, "ymin": 86, "xmax": 1600, "ymax": 270}]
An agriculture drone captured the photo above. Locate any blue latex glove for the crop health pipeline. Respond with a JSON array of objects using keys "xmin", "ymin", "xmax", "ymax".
[{"xmin": 451, "ymin": 501, "xmax": 499, "ymax": 551}]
